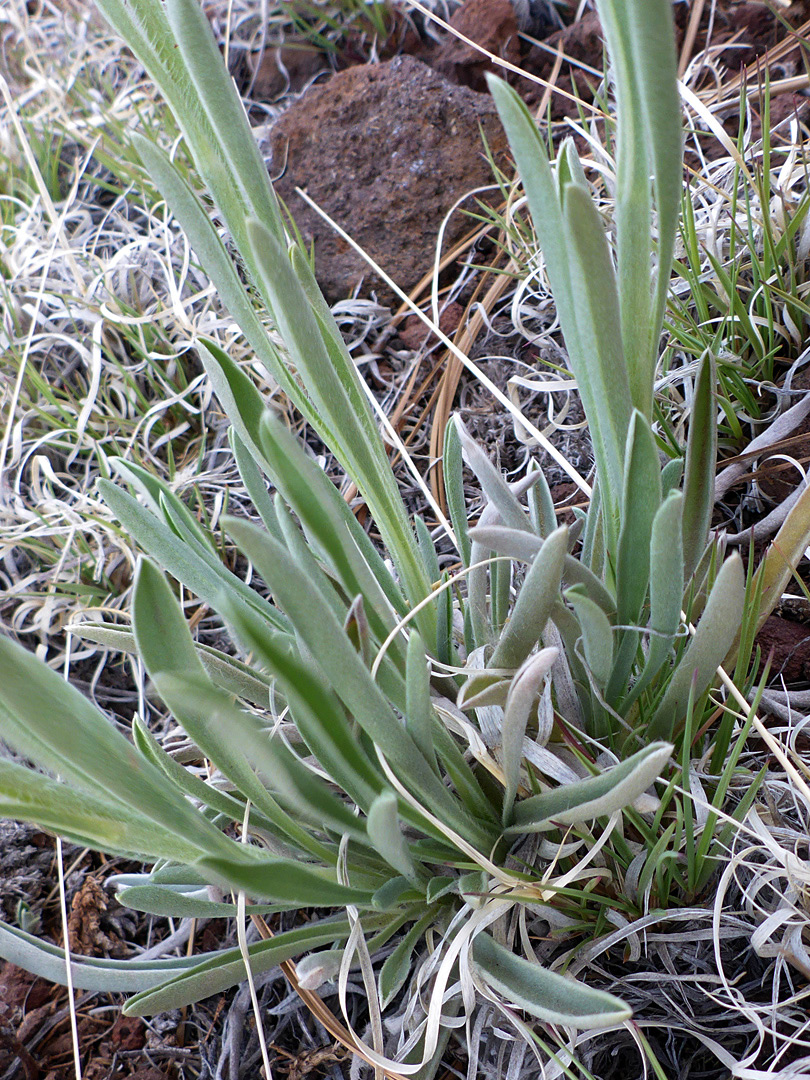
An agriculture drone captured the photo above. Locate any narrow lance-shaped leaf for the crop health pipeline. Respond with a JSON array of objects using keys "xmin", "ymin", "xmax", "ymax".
[
  {"xmin": 444, "ymin": 416, "xmax": 472, "ymax": 566},
  {"xmin": 155, "ymin": 674, "xmax": 371, "ymax": 847},
  {"xmin": 132, "ymin": 560, "xmax": 337, "ymax": 859},
  {"xmin": 597, "ymin": 0, "xmax": 682, "ymax": 415},
  {"xmin": 649, "ymin": 491, "xmax": 686, "ymax": 661},
  {"xmin": 468, "ymin": 525, "xmax": 616, "ymax": 616},
  {"xmin": 244, "ymin": 219, "xmax": 432, "ymax": 629},
  {"xmin": 750, "ymin": 480, "xmax": 810, "ymax": 634},
  {"xmin": 162, "ymin": 0, "xmax": 284, "ymax": 244},
  {"xmin": 406, "ymin": 632, "xmax": 439, "ymax": 774},
  {"xmin": 367, "ymin": 791, "xmax": 419, "ymax": 883},
  {"xmin": 489, "ymin": 525, "xmax": 567, "ymax": 671},
  {"xmin": 621, "ymin": 490, "xmax": 685, "ymax": 710},
  {"xmin": 526, "ymin": 459, "xmax": 558, "ymax": 539},
  {"xmin": 0, "ymin": 919, "xmax": 217, "ymax": 995},
  {"xmin": 130, "ymin": 136, "xmax": 309, "ymax": 419},
  {"xmin": 0, "ymin": 636, "xmax": 235, "ymax": 858},
  {"xmin": 506, "ymin": 741, "xmax": 672, "ymax": 835},
  {"xmin": 98, "ymin": 477, "xmax": 290, "ymax": 634},
  {"xmin": 565, "ymin": 585, "xmax": 615, "ymax": 689},
  {"xmin": 472, "ymin": 932, "xmax": 631, "ymax": 1028},
  {"xmin": 223, "ymin": 516, "xmax": 497, "ymax": 852},
  {"xmin": 256, "ymin": 408, "xmax": 408, "ymax": 640},
  {"xmin": 487, "ymin": 77, "xmax": 577, "ymax": 348},
  {"xmin": 648, "ymin": 552, "xmax": 745, "ymax": 741},
  {"xmin": 615, "ymin": 411, "xmax": 662, "ymax": 626},
  {"xmin": 560, "ymin": 181, "xmax": 632, "ymax": 545},
  {"xmin": 606, "ymin": 411, "xmax": 663, "ymax": 704},
  {"xmin": 125, "ymin": 918, "xmax": 353, "ymax": 1016},
  {"xmin": 456, "ymin": 417, "xmax": 532, "ymax": 532},
  {"xmin": 0, "ymin": 761, "xmax": 206, "ymax": 864},
  {"xmin": 501, "ymin": 649, "xmax": 558, "ymax": 826}
]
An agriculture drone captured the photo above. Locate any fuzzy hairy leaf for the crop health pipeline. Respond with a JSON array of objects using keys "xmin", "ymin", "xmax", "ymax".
[{"xmin": 472, "ymin": 932, "xmax": 631, "ymax": 1027}]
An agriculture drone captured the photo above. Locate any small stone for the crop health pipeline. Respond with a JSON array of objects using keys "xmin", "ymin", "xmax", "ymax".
[
  {"xmin": 432, "ymin": 0, "xmax": 522, "ymax": 92},
  {"xmin": 268, "ymin": 55, "xmax": 510, "ymax": 306}
]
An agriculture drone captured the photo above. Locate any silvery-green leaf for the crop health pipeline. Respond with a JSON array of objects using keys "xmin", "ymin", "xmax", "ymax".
[
  {"xmin": 648, "ymin": 553, "xmax": 745, "ymax": 740},
  {"xmin": 490, "ymin": 526, "xmax": 567, "ymax": 670},
  {"xmin": 501, "ymin": 648, "xmax": 558, "ymax": 825},
  {"xmin": 622, "ymin": 490, "xmax": 685, "ymax": 708},
  {"xmin": 527, "ymin": 460, "xmax": 558, "ymax": 539},
  {"xmin": 367, "ymin": 791, "xmax": 418, "ymax": 882},
  {"xmin": 506, "ymin": 742, "xmax": 672, "ymax": 834},
  {"xmin": 457, "ymin": 672, "xmax": 511, "ymax": 711},
  {"xmin": 455, "ymin": 417, "xmax": 531, "ymax": 531},
  {"xmin": 560, "ymin": 180, "xmax": 632, "ymax": 539},
  {"xmin": 565, "ymin": 585, "xmax": 614, "ymax": 689},
  {"xmin": 125, "ymin": 918, "xmax": 352, "ymax": 1015},
  {"xmin": 0, "ymin": 918, "xmax": 212, "ymax": 994},
  {"xmin": 468, "ymin": 525, "xmax": 615, "ymax": 615},
  {"xmin": 444, "ymin": 417, "xmax": 472, "ymax": 566},
  {"xmin": 0, "ymin": 761, "xmax": 205, "ymax": 864},
  {"xmin": 0, "ymin": 635, "xmax": 234, "ymax": 858},
  {"xmin": 115, "ymin": 885, "xmax": 283, "ymax": 919},
  {"xmin": 616, "ymin": 411, "xmax": 662, "ymax": 625},
  {"xmin": 471, "ymin": 932, "xmax": 631, "ymax": 1028},
  {"xmin": 661, "ymin": 457, "xmax": 684, "ymax": 498},
  {"xmin": 98, "ymin": 478, "xmax": 289, "ymax": 633},
  {"xmin": 406, "ymin": 633, "xmax": 438, "ymax": 773}
]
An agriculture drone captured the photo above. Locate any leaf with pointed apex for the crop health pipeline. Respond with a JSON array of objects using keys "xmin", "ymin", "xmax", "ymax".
[
  {"xmin": 501, "ymin": 649, "xmax": 558, "ymax": 824},
  {"xmin": 195, "ymin": 854, "xmax": 374, "ymax": 908},
  {"xmin": 565, "ymin": 585, "xmax": 614, "ymax": 689},
  {"xmin": 682, "ymin": 352, "xmax": 717, "ymax": 582},
  {"xmin": 506, "ymin": 742, "xmax": 672, "ymax": 834},
  {"xmin": 490, "ymin": 526, "xmax": 567, "ymax": 670},
  {"xmin": 472, "ymin": 932, "xmax": 631, "ymax": 1028},
  {"xmin": 367, "ymin": 791, "xmax": 418, "ymax": 882},
  {"xmin": 125, "ymin": 918, "xmax": 352, "ymax": 1015},
  {"xmin": 648, "ymin": 553, "xmax": 745, "ymax": 740}
]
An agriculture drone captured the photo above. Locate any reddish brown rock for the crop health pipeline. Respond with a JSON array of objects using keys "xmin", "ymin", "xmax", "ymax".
[
  {"xmin": 432, "ymin": 0, "xmax": 522, "ymax": 92},
  {"xmin": 269, "ymin": 55, "xmax": 510, "ymax": 306},
  {"xmin": 398, "ymin": 301, "xmax": 465, "ymax": 351},
  {"xmin": 757, "ymin": 615, "xmax": 810, "ymax": 684}
]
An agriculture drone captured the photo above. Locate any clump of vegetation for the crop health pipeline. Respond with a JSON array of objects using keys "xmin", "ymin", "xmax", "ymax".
[{"xmin": 1, "ymin": 0, "xmax": 810, "ymax": 1076}]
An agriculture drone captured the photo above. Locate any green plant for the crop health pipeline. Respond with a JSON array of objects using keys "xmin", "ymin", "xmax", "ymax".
[{"xmin": 1, "ymin": 0, "xmax": 809, "ymax": 1072}]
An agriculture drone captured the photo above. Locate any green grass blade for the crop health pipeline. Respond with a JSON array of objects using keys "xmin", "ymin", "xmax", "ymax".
[{"xmin": 681, "ymin": 352, "xmax": 717, "ymax": 582}]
